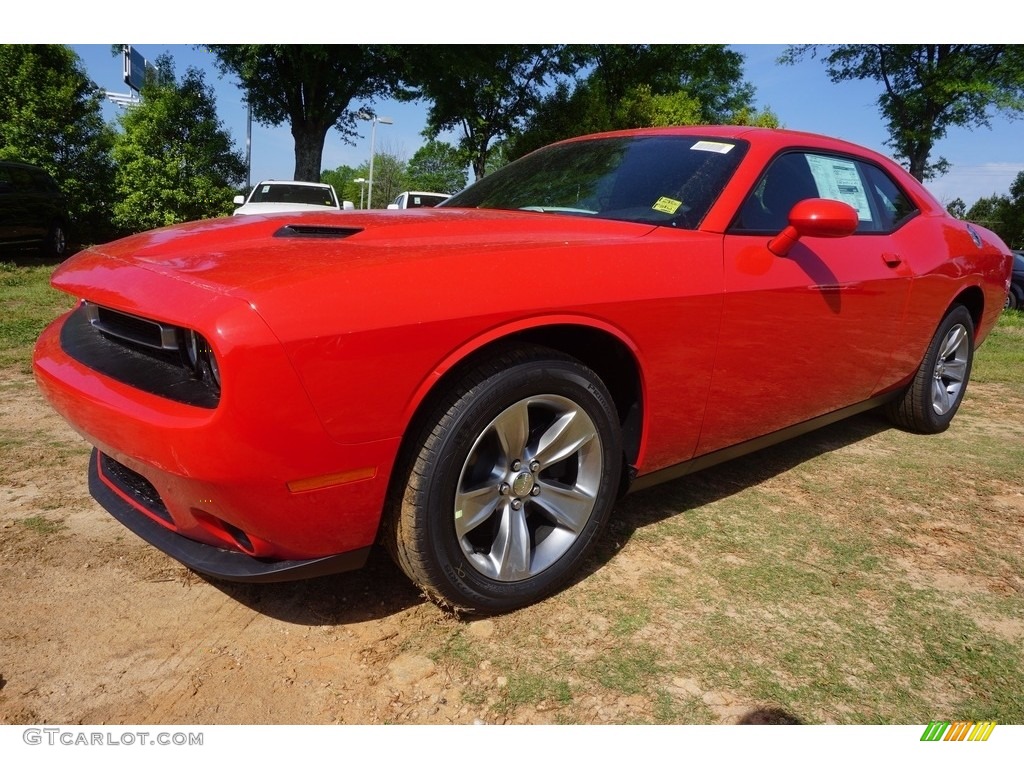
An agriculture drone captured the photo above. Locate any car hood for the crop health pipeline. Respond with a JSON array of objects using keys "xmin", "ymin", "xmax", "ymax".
[{"xmin": 70, "ymin": 208, "xmax": 661, "ymax": 297}]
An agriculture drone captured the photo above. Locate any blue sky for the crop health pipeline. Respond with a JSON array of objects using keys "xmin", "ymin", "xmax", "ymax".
[{"xmin": 46, "ymin": 34, "xmax": 1024, "ymax": 209}]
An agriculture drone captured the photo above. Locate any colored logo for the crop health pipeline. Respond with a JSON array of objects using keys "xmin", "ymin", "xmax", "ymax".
[{"xmin": 921, "ymin": 721, "xmax": 996, "ymax": 742}]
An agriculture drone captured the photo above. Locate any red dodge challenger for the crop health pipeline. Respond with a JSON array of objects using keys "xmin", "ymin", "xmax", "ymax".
[{"xmin": 34, "ymin": 127, "xmax": 1013, "ymax": 612}]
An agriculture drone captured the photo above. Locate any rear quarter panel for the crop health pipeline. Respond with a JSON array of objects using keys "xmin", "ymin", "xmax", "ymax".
[{"xmin": 884, "ymin": 214, "xmax": 1009, "ymax": 385}]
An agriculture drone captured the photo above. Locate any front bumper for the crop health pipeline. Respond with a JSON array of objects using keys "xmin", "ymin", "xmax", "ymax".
[
  {"xmin": 34, "ymin": 292, "xmax": 401, "ymax": 569},
  {"xmin": 90, "ymin": 449, "xmax": 370, "ymax": 582}
]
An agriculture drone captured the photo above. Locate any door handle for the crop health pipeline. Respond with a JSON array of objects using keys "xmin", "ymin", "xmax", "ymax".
[{"xmin": 881, "ymin": 252, "xmax": 902, "ymax": 267}]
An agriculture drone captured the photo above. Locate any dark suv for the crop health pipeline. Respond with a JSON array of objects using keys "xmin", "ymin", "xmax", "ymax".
[
  {"xmin": 1008, "ymin": 250, "xmax": 1024, "ymax": 310},
  {"xmin": 0, "ymin": 161, "xmax": 71, "ymax": 257}
]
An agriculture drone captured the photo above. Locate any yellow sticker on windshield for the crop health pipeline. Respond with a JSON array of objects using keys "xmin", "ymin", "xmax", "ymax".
[{"xmin": 652, "ymin": 197, "xmax": 682, "ymax": 214}]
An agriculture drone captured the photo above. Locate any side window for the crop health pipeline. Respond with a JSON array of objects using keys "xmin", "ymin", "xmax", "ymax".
[
  {"xmin": 862, "ymin": 164, "xmax": 919, "ymax": 230},
  {"xmin": 7, "ymin": 166, "xmax": 32, "ymax": 192},
  {"xmin": 734, "ymin": 153, "xmax": 820, "ymax": 232},
  {"xmin": 29, "ymin": 170, "xmax": 55, "ymax": 194},
  {"xmin": 734, "ymin": 152, "xmax": 915, "ymax": 234},
  {"xmin": 803, "ymin": 154, "xmax": 877, "ymax": 228}
]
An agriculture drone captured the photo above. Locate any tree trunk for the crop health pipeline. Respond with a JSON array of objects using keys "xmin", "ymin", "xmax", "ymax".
[
  {"xmin": 291, "ymin": 122, "xmax": 331, "ymax": 182},
  {"xmin": 472, "ymin": 152, "xmax": 487, "ymax": 183},
  {"xmin": 906, "ymin": 141, "xmax": 932, "ymax": 182}
]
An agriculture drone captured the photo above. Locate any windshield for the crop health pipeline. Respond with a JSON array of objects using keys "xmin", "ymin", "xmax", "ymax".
[
  {"xmin": 249, "ymin": 184, "xmax": 337, "ymax": 207},
  {"xmin": 444, "ymin": 135, "xmax": 748, "ymax": 229}
]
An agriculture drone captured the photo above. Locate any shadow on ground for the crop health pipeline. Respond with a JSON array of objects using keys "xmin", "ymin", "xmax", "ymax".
[
  {"xmin": 574, "ymin": 410, "xmax": 895, "ymax": 586},
  {"xmin": 205, "ymin": 547, "xmax": 425, "ymax": 626}
]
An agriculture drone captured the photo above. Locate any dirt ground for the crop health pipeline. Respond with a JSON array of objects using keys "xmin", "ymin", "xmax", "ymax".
[{"xmin": 2, "ymin": 365, "xmax": 1022, "ymax": 726}]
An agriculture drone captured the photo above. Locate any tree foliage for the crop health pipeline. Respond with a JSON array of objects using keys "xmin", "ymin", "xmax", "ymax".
[
  {"xmin": 510, "ymin": 45, "xmax": 773, "ymax": 160},
  {"xmin": 112, "ymin": 55, "xmax": 245, "ymax": 233},
  {"xmin": 0, "ymin": 44, "xmax": 116, "ymax": 243},
  {"xmin": 405, "ymin": 140, "xmax": 468, "ymax": 194},
  {"xmin": 208, "ymin": 45, "xmax": 401, "ymax": 183},
  {"xmin": 965, "ymin": 171, "xmax": 1024, "ymax": 249},
  {"xmin": 322, "ymin": 144, "xmax": 411, "ymax": 209},
  {"xmin": 367, "ymin": 146, "xmax": 406, "ymax": 208},
  {"xmin": 946, "ymin": 198, "xmax": 967, "ymax": 219},
  {"xmin": 403, "ymin": 45, "xmax": 577, "ymax": 182},
  {"xmin": 320, "ymin": 164, "xmax": 363, "ymax": 208},
  {"xmin": 783, "ymin": 45, "xmax": 1024, "ymax": 181}
]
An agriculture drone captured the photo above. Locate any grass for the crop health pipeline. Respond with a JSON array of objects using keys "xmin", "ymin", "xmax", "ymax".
[
  {"xmin": 1, "ymin": 261, "xmax": 1022, "ymax": 725},
  {"xmin": 0, "ymin": 260, "xmax": 75, "ymax": 372},
  {"xmin": 973, "ymin": 308, "xmax": 1024, "ymax": 386},
  {"xmin": 17, "ymin": 515, "xmax": 66, "ymax": 535}
]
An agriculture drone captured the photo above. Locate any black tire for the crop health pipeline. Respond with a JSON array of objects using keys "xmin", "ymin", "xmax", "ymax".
[
  {"xmin": 387, "ymin": 346, "xmax": 622, "ymax": 613},
  {"xmin": 42, "ymin": 220, "xmax": 68, "ymax": 258},
  {"xmin": 886, "ymin": 304, "xmax": 975, "ymax": 434},
  {"xmin": 1007, "ymin": 286, "xmax": 1021, "ymax": 311}
]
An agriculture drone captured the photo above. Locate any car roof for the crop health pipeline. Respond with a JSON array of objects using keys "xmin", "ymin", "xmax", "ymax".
[
  {"xmin": 252, "ymin": 180, "xmax": 333, "ymax": 188},
  {"xmin": 559, "ymin": 125, "xmax": 897, "ymax": 166},
  {"xmin": 0, "ymin": 160, "xmax": 50, "ymax": 172}
]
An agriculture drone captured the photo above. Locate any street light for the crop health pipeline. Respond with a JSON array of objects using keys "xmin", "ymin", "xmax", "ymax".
[
  {"xmin": 358, "ymin": 112, "xmax": 393, "ymax": 209},
  {"xmin": 353, "ymin": 177, "xmax": 367, "ymax": 210}
]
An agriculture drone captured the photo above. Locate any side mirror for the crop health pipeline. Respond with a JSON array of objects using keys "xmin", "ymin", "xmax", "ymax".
[
  {"xmin": 341, "ymin": 200, "xmax": 355, "ymax": 210},
  {"xmin": 768, "ymin": 198, "xmax": 859, "ymax": 257},
  {"xmin": 233, "ymin": 195, "xmax": 245, "ymax": 206},
  {"xmin": 386, "ymin": 203, "xmax": 399, "ymax": 210}
]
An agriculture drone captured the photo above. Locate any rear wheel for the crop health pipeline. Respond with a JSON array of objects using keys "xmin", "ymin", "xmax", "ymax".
[
  {"xmin": 388, "ymin": 346, "xmax": 622, "ymax": 613},
  {"xmin": 886, "ymin": 304, "xmax": 974, "ymax": 434}
]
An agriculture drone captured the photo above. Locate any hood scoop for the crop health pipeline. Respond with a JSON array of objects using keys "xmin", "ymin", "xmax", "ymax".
[{"xmin": 273, "ymin": 224, "xmax": 363, "ymax": 239}]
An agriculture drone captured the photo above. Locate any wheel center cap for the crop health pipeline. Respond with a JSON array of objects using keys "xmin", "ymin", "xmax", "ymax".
[{"xmin": 512, "ymin": 472, "xmax": 534, "ymax": 497}]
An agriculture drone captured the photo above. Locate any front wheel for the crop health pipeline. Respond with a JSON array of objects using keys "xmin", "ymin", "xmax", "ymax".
[
  {"xmin": 42, "ymin": 220, "xmax": 68, "ymax": 258},
  {"xmin": 886, "ymin": 304, "xmax": 975, "ymax": 434},
  {"xmin": 1006, "ymin": 286, "xmax": 1021, "ymax": 311},
  {"xmin": 387, "ymin": 346, "xmax": 622, "ymax": 613}
]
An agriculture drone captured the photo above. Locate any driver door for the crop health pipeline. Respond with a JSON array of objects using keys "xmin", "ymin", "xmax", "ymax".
[{"xmin": 696, "ymin": 151, "xmax": 914, "ymax": 455}]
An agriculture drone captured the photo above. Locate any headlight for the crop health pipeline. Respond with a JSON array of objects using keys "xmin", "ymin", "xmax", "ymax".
[
  {"xmin": 185, "ymin": 329, "xmax": 200, "ymax": 368},
  {"xmin": 181, "ymin": 329, "xmax": 220, "ymax": 394}
]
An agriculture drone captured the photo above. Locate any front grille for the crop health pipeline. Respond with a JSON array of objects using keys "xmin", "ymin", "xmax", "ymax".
[
  {"xmin": 60, "ymin": 303, "xmax": 220, "ymax": 408},
  {"xmin": 99, "ymin": 453, "xmax": 173, "ymax": 524},
  {"xmin": 84, "ymin": 302, "xmax": 179, "ymax": 350}
]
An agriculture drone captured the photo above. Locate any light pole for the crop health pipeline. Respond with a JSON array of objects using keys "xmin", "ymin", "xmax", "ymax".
[
  {"xmin": 358, "ymin": 112, "xmax": 393, "ymax": 209},
  {"xmin": 353, "ymin": 177, "xmax": 367, "ymax": 210},
  {"xmin": 245, "ymin": 98, "xmax": 252, "ymax": 190}
]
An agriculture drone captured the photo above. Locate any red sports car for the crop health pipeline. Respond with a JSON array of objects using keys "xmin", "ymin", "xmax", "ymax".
[{"xmin": 34, "ymin": 127, "xmax": 1013, "ymax": 613}]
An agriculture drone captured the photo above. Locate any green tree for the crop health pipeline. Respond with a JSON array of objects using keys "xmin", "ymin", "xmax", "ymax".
[
  {"xmin": 366, "ymin": 145, "xmax": 407, "ymax": 208},
  {"xmin": 966, "ymin": 171, "xmax": 1024, "ymax": 249},
  {"xmin": 511, "ymin": 45, "xmax": 770, "ymax": 159},
  {"xmin": 946, "ymin": 198, "xmax": 967, "ymax": 219},
  {"xmin": 0, "ymin": 44, "xmax": 116, "ymax": 243},
  {"xmin": 404, "ymin": 45, "xmax": 577, "ymax": 182},
  {"xmin": 324, "ymin": 148, "xmax": 408, "ymax": 209},
  {"xmin": 112, "ymin": 55, "xmax": 245, "ymax": 232},
  {"xmin": 320, "ymin": 164, "xmax": 363, "ymax": 208},
  {"xmin": 783, "ymin": 45, "xmax": 1024, "ymax": 181},
  {"xmin": 405, "ymin": 140, "xmax": 468, "ymax": 194},
  {"xmin": 209, "ymin": 45, "xmax": 401, "ymax": 182},
  {"xmin": 581, "ymin": 44, "xmax": 755, "ymax": 122}
]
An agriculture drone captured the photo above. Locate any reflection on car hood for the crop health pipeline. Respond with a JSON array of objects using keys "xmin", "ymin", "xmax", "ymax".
[
  {"xmin": 78, "ymin": 208, "xmax": 660, "ymax": 296},
  {"xmin": 233, "ymin": 202, "xmax": 340, "ymax": 215}
]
